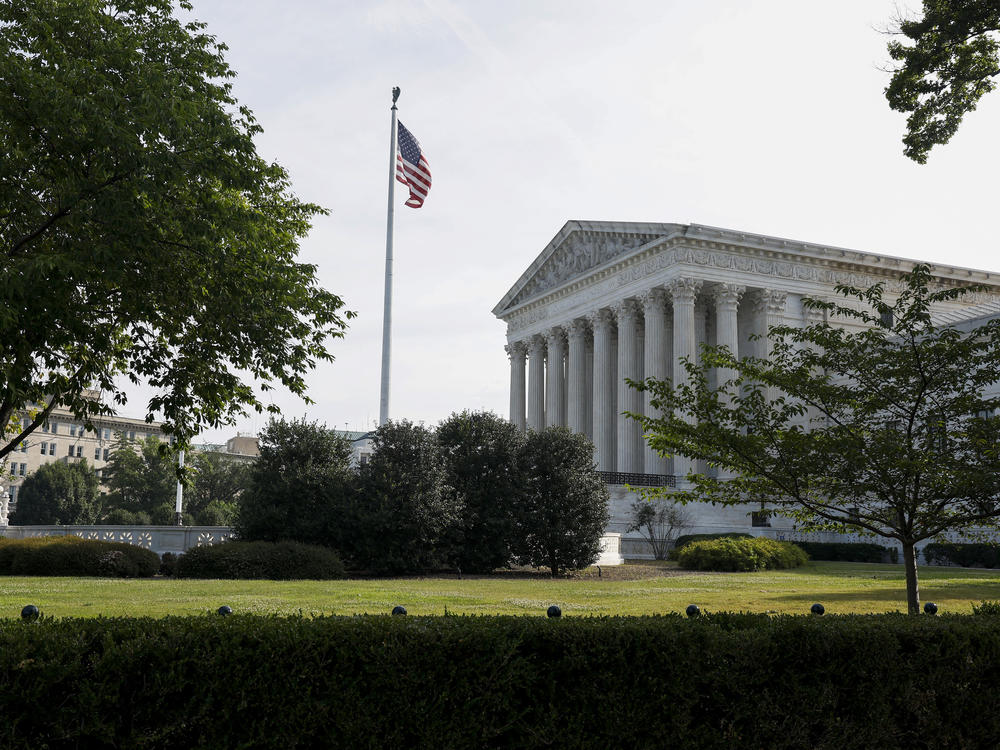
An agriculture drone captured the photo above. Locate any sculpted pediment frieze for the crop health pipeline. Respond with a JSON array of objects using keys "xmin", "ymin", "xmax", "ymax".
[{"xmin": 509, "ymin": 230, "xmax": 662, "ymax": 307}]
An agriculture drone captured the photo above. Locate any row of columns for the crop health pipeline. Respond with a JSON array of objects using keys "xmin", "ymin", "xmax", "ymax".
[{"xmin": 506, "ymin": 279, "xmax": 788, "ymax": 478}]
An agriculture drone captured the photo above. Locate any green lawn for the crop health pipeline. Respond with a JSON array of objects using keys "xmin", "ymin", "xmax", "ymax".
[{"xmin": 3, "ymin": 561, "xmax": 1000, "ymax": 618}]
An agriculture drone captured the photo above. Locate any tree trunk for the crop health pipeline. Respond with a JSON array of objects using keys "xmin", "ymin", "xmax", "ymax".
[{"xmin": 902, "ymin": 540, "xmax": 920, "ymax": 615}]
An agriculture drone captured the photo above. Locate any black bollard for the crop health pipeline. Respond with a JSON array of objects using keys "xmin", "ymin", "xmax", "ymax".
[
  {"xmin": 924, "ymin": 602, "xmax": 938, "ymax": 615},
  {"xmin": 21, "ymin": 604, "xmax": 39, "ymax": 621},
  {"xmin": 217, "ymin": 605, "xmax": 232, "ymax": 616},
  {"xmin": 547, "ymin": 605, "xmax": 562, "ymax": 618},
  {"xmin": 686, "ymin": 604, "xmax": 700, "ymax": 618},
  {"xmin": 392, "ymin": 605, "xmax": 407, "ymax": 616},
  {"xmin": 811, "ymin": 603, "xmax": 825, "ymax": 616}
]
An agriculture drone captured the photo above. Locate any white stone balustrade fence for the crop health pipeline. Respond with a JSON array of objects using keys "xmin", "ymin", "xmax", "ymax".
[{"xmin": 0, "ymin": 526, "xmax": 232, "ymax": 557}]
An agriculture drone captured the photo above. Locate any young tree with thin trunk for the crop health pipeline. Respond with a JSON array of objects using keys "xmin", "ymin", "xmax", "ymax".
[{"xmin": 631, "ymin": 265, "xmax": 1000, "ymax": 614}]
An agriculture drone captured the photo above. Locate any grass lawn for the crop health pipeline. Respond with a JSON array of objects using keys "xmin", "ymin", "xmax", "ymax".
[{"xmin": 3, "ymin": 561, "xmax": 1000, "ymax": 618}]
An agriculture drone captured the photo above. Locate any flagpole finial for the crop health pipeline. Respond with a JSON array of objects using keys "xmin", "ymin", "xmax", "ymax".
[{"xmin": 392, "ymin": 86, "xmax": 401, "ymax": 106}]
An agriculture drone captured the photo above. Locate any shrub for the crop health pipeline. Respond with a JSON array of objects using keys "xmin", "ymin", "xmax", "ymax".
[
  {"xmin": 923, "ymin": 542, "xmax": 1000, "ymax": 568},
  {"xmin": 159, "ymin": 552, "xmax": 179, "ymax": 577},
  {"xmin": 0, "ymin": 536, "xmax": 159, "ymax": 577},
  {"xmin": 677, "ymin": 537, "xmax": 808, "ymax": 572},
  {"xmin": 792, "ymin": 541, "xmax": 894, "ymax": 563},
  {"xmin": 174, "ymin": 540, "xmax": 346, "ymax": 580},
  {"xmin": 972, "ymin": 600, "xmax": 1000, "ymax": 616},
  {"xmin": 667, "ymin": 533, "xmax": 752, "ymax": 560}
]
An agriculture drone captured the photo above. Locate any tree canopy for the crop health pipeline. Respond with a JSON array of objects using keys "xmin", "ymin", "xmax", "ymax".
[
  {"xmin": 632, "ymin": 265, "xmax": 1000, "ymax": 613},
  {"xmin": 0, "ymin": 0, "xmax": 352, "ymax": 460},
  {"xmin": 9, "ymin": 460, "xmax": 100, "ymax": 525},
  {"xmin": 885, "ymin": 1, "xmax": 1000, "ymax": 162}
]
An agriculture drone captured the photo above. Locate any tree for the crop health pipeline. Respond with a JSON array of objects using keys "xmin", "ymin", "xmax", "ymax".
[
  {"xmin": 626, "ymin": 497, "xmax": 691, "ymax": 560},
  {"xmin": 631, "ymin": 264, "xmax": 1000, "ymax": 614},
  {"xmin": 187, "ymin": 451, "xmax": 250, "ymax": 525},
  {"xmin": 234, "ymin": 418, "xmax": 355, "ymax": 551},
  {"xmin": 102, "ymin": 435, "xmax": 178, "ymax": 520},
  {"xmin": 9, "ymin": 460, "xmax": 100, "ymax": 525},
  {"xmin": 437, "ymin": 410, "xmax": 526, "ymax": 572},
  {"xmin": 356, "ymin": 420, "xmax": 459, "ymax": 575},
  {"xmin": 516, "ymin": 427, "xmax": 610, "ymax": 577},
  {"xmin": 0, "ymin": 0, "xmax": 352, "ymax": 461},
  {"xmin": 885, "ymin": 1, "xmax": 1000, "ymax": 163}
]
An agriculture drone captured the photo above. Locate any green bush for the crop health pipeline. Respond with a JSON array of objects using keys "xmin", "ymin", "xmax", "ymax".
[
  {"xmin": 923, "ymin": 542, "xmax": 1000, "ymax": 568},
  {"xmin": 159, "ymin": 551, "xmax": 179, "ymax": 577},
  {"xmin": 174, "ymin": 540, "xmax": 346, "ymax": 580},
  {"xmin": 667, "ymin": 533, "xmax": 752, "ymax": 560},
  {"xmin": 0, "ymin": 536, "xmax": 159, "ymax": 577},
  {"xmin": 972, "ymin": 600, "xmax": 1000, "ymax": 616},
  {"xmin": 792, "ymin": 541, "xmax": 895, "ymax": 563},
  {"xmin": 3, "ymin": 615, "xmax": 1000, "ymax": 747},
  {"xmin": 677, "ymin": 537, "xmax": 808, "ymax": 572}
]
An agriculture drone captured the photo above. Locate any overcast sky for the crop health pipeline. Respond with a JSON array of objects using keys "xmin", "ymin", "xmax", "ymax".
[{"xmin": 159, "ymin": 0, "xmax": 1000, "ymax": 443}]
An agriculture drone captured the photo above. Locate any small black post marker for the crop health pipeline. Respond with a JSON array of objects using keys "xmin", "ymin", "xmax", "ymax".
[
  {"xmin": 811, "ymin": 603, "xmax": 825, "ymax": 616},
  {"xmin": 686, "ymin": 604, "xmax": 700, "ymax": 618},
  {"xmin": 392, "ymin": 605, "xmax": 407, "ymax": 616},
  {"xmin": 547, "ymin": 605, "xmax": 562, "ymax": 618},
  {"xmin": 924, "ymin": 602, "xmax": 938, "ymax": 615},
  {"xmin": 217, "ymin": 605, "xmax": 232, "ymax": 616},
  {"xmin": 21, "ymin": 604, "xmax": 39, "ymax": 621}
]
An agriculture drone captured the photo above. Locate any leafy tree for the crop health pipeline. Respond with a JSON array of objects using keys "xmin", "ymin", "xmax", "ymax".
[
  {"xmin": 102, "ymin": 435, "xmax": 178, "ymax": 518},
  {"xmin": 356, "ymin": 420, "xmax": 458, "ymax": 575},
  {"xmin": 234, "ymin": 418, "xmax": 355, "ymax": 551},
  {"xmin": 437, "ymin": 410, "xmax": 526, "ymax": 572},
  {"xmin": 516, "ymin": 427, "xmax": 610, "ymax": 577},
  {"xmin": 9, "ymin": 460, "xmax": 100, "ymax": 525},
  {"xmin": 0, "ymin": 0, "xmax": 352, "ymax": 461},
  {"xmin": 187, "ymin": 451, "xmax": 250, "ymax": 525},
  {"xmin": 885, "ymin": 1, "xmax": 1000, "ymax": 162},
  {"xmin": 626, "ymin": 497, "xmax": 691, "ymax": 560},
  {"xmin": 631, "ymin": 264, "xmax": 1000, "ymax": 613}
]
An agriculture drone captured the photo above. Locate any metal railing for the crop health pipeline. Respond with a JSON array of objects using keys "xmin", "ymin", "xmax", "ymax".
[{"xmin": 598, "ymin": 471, "xmax": 677, "ymax": 487}]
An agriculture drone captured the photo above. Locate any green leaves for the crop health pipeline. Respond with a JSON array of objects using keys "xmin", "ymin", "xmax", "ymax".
[
  {"xmin": 885, "ymin": 1, "xmax": 1000, "ymax": 162},
  {"xmin": 0, "ymin": 1, "xmax": 352, "ymax": 458}
]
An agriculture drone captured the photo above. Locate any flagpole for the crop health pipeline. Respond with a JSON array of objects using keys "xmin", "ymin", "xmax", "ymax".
[{"xmin": 379, "ymin": 87, "xmax": 400, "ymax": 426}]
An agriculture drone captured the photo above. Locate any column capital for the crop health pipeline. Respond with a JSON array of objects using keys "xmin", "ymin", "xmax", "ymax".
[
  {"xmin": 763, "ymin": 289, "xmax": 788, "ymax": 315},
  {"xmin": 504, "ymin": 340, "xmax": 527, "ymax": 359},
  {"xmin": 527, "ymin": 334, "xmax": 546, "ymax": 356},
  {"xmin": 544, "ymin": 326, "xmax": 566, "ymax": 347},
  {"xmin": 711, "ymin": 283, "xmax": 745, "ymax": 310},
  {"xmin": 639, "ymin": 286, "xmax": 668, "ymax": 313},
  {"xmin": 586, "ymin": 308, "xmax": 616, "ymax": 331},
  {"xmin": 611, "ymin": 298, "xmax": 640, "ymax": 323},
  {"xmin": 567, "ymin": 318, "xmax": 590, "ymax": 339},
  {"xmin": 666, "ymin": 277, "xmax": 702, "ymax": 305}
]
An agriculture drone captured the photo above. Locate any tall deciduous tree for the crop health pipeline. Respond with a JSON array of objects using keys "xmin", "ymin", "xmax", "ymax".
[
  {"xmin": 0, "ymin": 0, "xmax": 352, "ymax": 459},
  {"xmin": 234, "ymin": 418, "xmax": 355, "ymax": 551},
  {"xmin": 9, "ymin": 460, "xmax": 100, "ymax": 525},
  {"xmin": 516, "ymin": 427, "xmax": 609, "ymax": 577},
  {"xmin": 631, "ymin": 265, "xmax": 1000, "ymax": 613},
  {"xmin": 437, "ymin": 410, "xmax": 525, "ymax": 573},
  {"xmin": 885, "ymin": 1, "xmax": 1000, "ymax": 162},
  {"xmin": 102, "ymin": 434, "xmax": 177, "ymax": 519},
  {"xmin": 187, "ymin": 451, "xmax": 250, "ymax": 524}
]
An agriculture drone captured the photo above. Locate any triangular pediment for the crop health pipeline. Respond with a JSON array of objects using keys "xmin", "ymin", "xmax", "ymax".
[{"xmin": 494, "ymin": 221, "xmax": 681, "ymax": 315}]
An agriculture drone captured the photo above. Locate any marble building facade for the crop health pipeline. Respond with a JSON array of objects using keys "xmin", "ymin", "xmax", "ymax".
[{"xmin": 493, "ymin": 221, "xmax": 1000, "ymax": 553}]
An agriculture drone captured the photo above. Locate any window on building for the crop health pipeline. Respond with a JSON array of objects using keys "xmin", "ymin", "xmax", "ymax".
[
  {"xmin": 8, "ymin": 463, "xmax": 14, "ymax": 477},
  {"xmin": 129, "ymin": 431, "xmax": 135, "ymax": 440},
  {"xmin": 40, "ymin": 442, "xmax": 47, "ymax": 454},
  {"xmin": 68, "ymin": 445, "xmax": 74, "ymax": 456},
  {"xmin": 75, "ymin": 446, "xmax": 83, "ymax": 458},
  {"xmin": 19, "ymin": 443, "xmax": 27, "ymax": 453},
  {"xmin": 751, "ymin": 511, "xmax": 771, "ymax": 528},
  {"xmin": 103, "ymin": 448, "xmax": 109, "ymax": 461},
  {"xmin": 9, "ymin": 485, "xmax": 17, "ymax": 501},
  {"xmin": 19, "ymin": 464, "xmax": 26, "ymax": 476},
  {"xmin": 103, "ymin": 428, "xmax": 111, "ymax": 440},
  {"xmin": 879, "ymin": 310, "xmax": 894, "ymax": 328},
  {"xmin": 50, "ymin": 422, "xmax": 57, "ymax": 434},
  {"xmin": 49, "ymin": 443, "xmax": 56, "ymax": 456},
  {"xmin": 95, "ymin": 447, "xmax": 101, "ymax": 460},
  {"xmin": 42, "ymin": 422, "xmax": 49, "ymax": 433},
  {"xmin": 69, "ymin": 425, "xmax": 77, "ymax": 436}
]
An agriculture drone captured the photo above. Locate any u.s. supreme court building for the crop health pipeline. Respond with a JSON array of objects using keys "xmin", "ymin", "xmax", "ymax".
[{"xmin": 493, "ymin": 221, "xmax": 1000, "ymax": 557}]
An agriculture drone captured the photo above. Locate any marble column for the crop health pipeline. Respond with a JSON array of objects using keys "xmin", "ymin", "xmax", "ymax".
[
  {"xmin": 567, "ymin": 319, "xmax": 589, "ymax": 434},
  {"xmin": 614, "ymin": 299, "xmax": 642, "ymax": 473},
  {"xmin": 527, "ymin": 335, "xmax": 546, "ymax": 430},
  {"xmin": 588, "ymin": 308, "xmax": 617, "ymax": 471},
  {"xmin": 760, "ymin": 289, "xmax": 788, "ymax": 359},
  {"xmin": 640, "ymin": 288, "xmax": 669, "ymax": 475},
  {"xmin": 545, "ymin": 327, "xmax": 566, "ymax": 427},
  {"xmin": 506, "ymin": 340, "xmax": 527, "ymax": 431},
  {"xmin": 713, "ymin": 283, "xmax": 745, "ymax": 391},
  {"xmin": 667, "ymin": 277, "xmax": 702, "ymax": 481}
]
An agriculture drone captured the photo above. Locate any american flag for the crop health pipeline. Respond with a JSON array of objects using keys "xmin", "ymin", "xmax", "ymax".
[{"xmin": 395, "ymin": 121, "xmax": 431, "ymax": 208}]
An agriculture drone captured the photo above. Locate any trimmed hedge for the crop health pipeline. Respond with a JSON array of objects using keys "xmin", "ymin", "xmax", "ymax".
[
  {"xmin": 667, "ymin": 533, "xmax": 753, "ymax": 561},
  {"xmin": 923, "ymin": 543, "xmax": 1000, "ymax": 568},
  {"xmin": 3, "ymin": 614, "xmax": 1000, "ymax": 747},
  {"xmin": 0, "ymin": 535, "xmax": 159, "ymax": 577},
  {"xmin": 677, "ymin": 537, "xmax": 808, "ymax": 572},
  {"xmin": 174, "ymin": 540, "xmax": 346, "ymax": 580},
  {"xmin": 792, "ymin": 541, "xmax": 897, "ymax": 564}
]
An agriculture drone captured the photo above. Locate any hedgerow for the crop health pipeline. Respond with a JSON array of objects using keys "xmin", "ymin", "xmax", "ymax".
[
  {"xmin": 677, "ymin": 537, "xmax": 807, "ymax": 571},
  {"xmin": 792, "ymin": 541, "xmax": 896, "ymax": 563},
  {"xmin": 923, "ymin": 542, "xmax": 1000, "ymax": 568},
  {"xmin": 2, "ymin": 614, "xmax": 1000, "ymax": 748},
  {"xmin": 0, "ymin": 536, "xmax": 159, "ymax": 577},
  {"xmin": 174, "ymin": 540, "xmax": 346, "ymax": 580}
]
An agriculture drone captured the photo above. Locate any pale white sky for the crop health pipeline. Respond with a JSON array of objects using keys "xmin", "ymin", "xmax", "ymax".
[{"xmin": 142, "ymin": 0, "xmax": 1000, "ymax": 442}]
